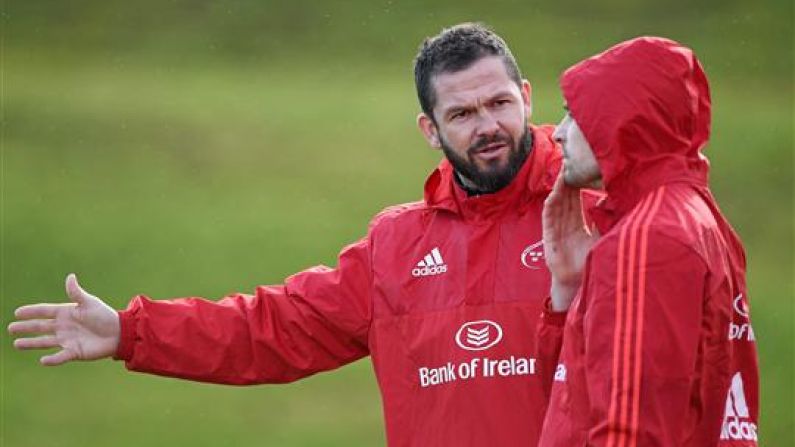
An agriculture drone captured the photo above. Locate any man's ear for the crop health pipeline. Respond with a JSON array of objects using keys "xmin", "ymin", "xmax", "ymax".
[
  {"xmin": 417, "ymin": 113, "xmax": 442, "ymax": 149},
  {"xmin": 521, "ymin": 80, "xmax": 533, "ymax": 121}
]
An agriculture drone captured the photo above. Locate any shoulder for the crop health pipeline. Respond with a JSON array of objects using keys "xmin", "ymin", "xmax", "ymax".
[
  {"xmin": 586, "ymin": 228, "xmax": 707, "ymax": 292},
  {"xmin": 591, "ymin": 204, "xmax": 708, "ymax": 268},
  {"xmin": 368, "ymin": 201, "xmax": 430, "ymax": 232},
  {"xmin": 646, "ymin": 185, "xmax": 722, "ymax": 254}
]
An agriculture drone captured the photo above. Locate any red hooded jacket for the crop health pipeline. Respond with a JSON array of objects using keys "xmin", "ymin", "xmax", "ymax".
[
  {"xmin": 538, "ymin": 37, "xmax": 759, "ymax": 446},
  {"xmin": 115, "ymin": 125, "xmax": 562, "ymax": 446}
]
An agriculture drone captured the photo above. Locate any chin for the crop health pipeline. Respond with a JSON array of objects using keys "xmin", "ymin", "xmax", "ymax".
[
  {"xmin": 562, "ymin": 171, "xmax": 580, "ymax": 187},
  {"xmin": 563, "ymin": 174, "xmax": 590, "ymax": 188},
  {"xmin": 475, "ymin": 158, "xmax": 507, "ymax": 173},
  {"xmin": 586, "ymin": 178, "xmax": 605, "ymax": 190}
]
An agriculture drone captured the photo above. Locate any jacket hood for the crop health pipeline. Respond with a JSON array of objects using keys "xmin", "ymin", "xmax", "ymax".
[
  {"xmin": 561, "ymin": 37, "xmax": 711, "ymax": 225},
  {"xmin": 424, "ymin": 125, "xmax": 561, "ymax": 220}
]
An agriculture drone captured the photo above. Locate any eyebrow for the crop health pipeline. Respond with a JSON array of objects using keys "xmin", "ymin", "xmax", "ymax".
[{"xmin": 441, "ymin": 91, "xmax": 517, "ymax": 117}]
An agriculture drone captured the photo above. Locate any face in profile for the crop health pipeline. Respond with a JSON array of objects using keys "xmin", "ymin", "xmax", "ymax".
[
  {"xmin": 553, "ymin": 112, "xmax": 602, "ymax": 188},
  {"xmin": 418, "ymin": 56, "xmax": 532, "ymax": 193}
]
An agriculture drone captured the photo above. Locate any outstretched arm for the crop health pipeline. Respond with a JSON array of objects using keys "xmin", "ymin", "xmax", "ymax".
[
  {"xmin": 9, "ymin": 238, "xmax": 373, "ymax": 385},
  {"xmin": 8, "ymin": 273, "xmax": 120, "ymax": 365},
  {"xmin": 113, "ymin": 238, "xmax": 372, "ymax": 385}
]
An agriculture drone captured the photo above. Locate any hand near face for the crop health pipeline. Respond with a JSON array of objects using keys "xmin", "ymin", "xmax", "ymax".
[
  {"xmin": 543, "ymin": 173, "xmax": 600, "ymax": 311},
  {"xmin": 8, "ymin": 274, "xmax": 120, "ymax": 366}
]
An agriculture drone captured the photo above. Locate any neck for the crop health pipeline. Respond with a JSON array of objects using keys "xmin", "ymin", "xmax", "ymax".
[{"xmin": 454, "ymin": 171, "xmax": 490, "ymax": 196}]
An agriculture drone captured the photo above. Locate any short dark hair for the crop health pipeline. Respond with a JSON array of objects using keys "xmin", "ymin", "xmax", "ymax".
[{"xmin": 413, "ymin": 23, "xmax": 523, "ymax": 120}]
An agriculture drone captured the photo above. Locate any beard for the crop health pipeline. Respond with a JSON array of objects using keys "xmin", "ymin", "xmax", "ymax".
[{"xmin": 440, "ymin": 127, "xmax": 533, "ymax": 194}]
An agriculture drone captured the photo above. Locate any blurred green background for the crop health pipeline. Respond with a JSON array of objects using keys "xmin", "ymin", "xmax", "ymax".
[{"xmin": 2, "ymin": 0, "xmax": 792, "ymax": 445}]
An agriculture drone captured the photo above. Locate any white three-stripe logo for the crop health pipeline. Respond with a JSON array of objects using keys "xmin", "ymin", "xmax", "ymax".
[
  {"xmin": 412, "ymin": 247, "xmax": 448, "ymax": 277},
  {"xmin": 725, "ymin": 372, "xmax": 750, "ymax": 419},
  {"xmin": 720, "ymin": 372, "xmax": 758, "ymax": 441},
  {"xmin": 416, "ymin": 247, "xmax": 444, "ymax": 267}
]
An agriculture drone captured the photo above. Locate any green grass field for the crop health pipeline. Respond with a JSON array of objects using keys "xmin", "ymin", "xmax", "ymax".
[{"xmin": 2, "ymin": 1, "xmax": 792, "ymax": 446}]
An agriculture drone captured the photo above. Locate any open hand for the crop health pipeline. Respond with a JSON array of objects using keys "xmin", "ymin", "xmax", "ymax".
[{"xmin": 8, "ymin": 274, "xmax": 120, "ymax": 365}]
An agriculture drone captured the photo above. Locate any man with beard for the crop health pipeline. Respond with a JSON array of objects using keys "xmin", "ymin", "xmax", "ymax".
[{"xmin": 9, "ymin": 23, "xmax": 561, "ymax": 446}]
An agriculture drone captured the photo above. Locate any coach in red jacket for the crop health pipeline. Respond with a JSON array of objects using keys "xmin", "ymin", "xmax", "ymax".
[
  {"xmin": 538, "ymin": 37, "xmax": 760, "ymax": 446},
  {"xmin": 9, "ymin": 24, "xmax": 563, "ymax": 446}
]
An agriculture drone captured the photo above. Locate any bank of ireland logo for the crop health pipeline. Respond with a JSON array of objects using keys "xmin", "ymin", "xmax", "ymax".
[
  {"xmin": 455, "ymin": 320, "xmax": 503, "ymax": 351},
  {"xmin": 521, "ymin": 240, "xmax": 544, "ymax": 270}
]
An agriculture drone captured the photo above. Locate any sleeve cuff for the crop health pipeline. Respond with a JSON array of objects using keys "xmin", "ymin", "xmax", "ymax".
[
  {"xmin": 113, "ymin": 308, "xmax": 137, "ymax": 362},
  {"xmin": 541, "ymin": 296, "xmax": 568, "ymax": 327}
]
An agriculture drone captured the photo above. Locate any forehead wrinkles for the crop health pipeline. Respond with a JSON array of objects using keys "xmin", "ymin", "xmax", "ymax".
[{"xmin": 432, "ymin": 58, "xmax": 520, "ymax": 111}]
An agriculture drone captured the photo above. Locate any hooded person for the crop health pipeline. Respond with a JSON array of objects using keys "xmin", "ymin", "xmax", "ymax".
[{"xmin": 537, "ymin": 37, "xmax": 760, "ymax": 446}]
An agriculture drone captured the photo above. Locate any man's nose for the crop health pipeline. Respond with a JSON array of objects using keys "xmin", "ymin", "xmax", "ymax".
[
  {"xmin": 476, "ymin": 110, "xmax": 501, "ymax": 136},
  {"xmin": 552, "ymin": 126, "xmax": 565, "ymax": 143}
]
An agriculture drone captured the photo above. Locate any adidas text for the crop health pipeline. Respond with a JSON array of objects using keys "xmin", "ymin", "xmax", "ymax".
[
  {"xmin": 412, "ymin": 265, "xmax": 448, "ymax": 277},
  {"xmin": 720, "ymin": 418, "xmax": 758, "ymax": 441}
]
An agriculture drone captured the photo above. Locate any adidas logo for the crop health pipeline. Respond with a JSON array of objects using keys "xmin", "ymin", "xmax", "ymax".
[
  {"xmin": 412, "ymin": 247, "xmax": 448, "ymax": 277},
  {"xmin": 720, "ymin": 372, "xmax": 758, "ymax": 441}
]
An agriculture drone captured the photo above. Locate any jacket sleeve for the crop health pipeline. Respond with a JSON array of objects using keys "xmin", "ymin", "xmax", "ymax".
[
  {"xmin": 536, "ymin": 297, "xmax": 568, "ymax": 400},
  {"xmin": 114, "ymin": 237, "xmax": 373, "ymax": 385},
  {"xmin": 583, "ymin": 232, "xmax": 708, "ymax": 446}
]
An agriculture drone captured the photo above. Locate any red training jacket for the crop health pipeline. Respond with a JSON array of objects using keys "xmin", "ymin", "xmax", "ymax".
[
  {"xmin": 538, "ymin": 37, "xmax": 760, "ymax": 446},
  {"xmin": 115, "ymin": 125, "xmax": 562, "ymax": 446}
]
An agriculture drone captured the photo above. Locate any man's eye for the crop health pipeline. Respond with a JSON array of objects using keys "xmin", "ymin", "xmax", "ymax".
[{"xmin": 452, "ymin": 110, "xmax": 469, "ymax": 120}]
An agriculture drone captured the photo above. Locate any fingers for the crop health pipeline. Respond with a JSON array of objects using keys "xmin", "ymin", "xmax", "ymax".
[
  {"xmin": 8, "ymin": 319, "xmax": 56, "ymax": 335},
  {"xmin": 553, "ymin": 169, "xmax": 566, "ymax": 189},
  {"xmin": 13, "ymin": 335, "xmax": 80, "ymax": 367},
  {"xmin": 544, "ymin": 174, "xmax": 565, "ymax": 222},
  {"xmin": 546, "ymin": 171, "xmax": 581, "ymax": 209},
  {"xmin": 13, "ymin": 335, "xmax": 60, "ymax": 350},
  {"xmin": 13, "ymin": 303, "xmax": 74, "ymax": 320},
  {"xmin": 545, "ymin": 188, "xmax": 584, "ymax": 230},
  {"xmin": 41, "ymin": 349, "xmax": 77, "ymax": 366},
  {"xmin": 545, "ymin": 171, "xmax": 566, "ymax": 205},
  {"xmin": 65, "ymin": 273, "xmax": 93, "ymax": 305}
]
